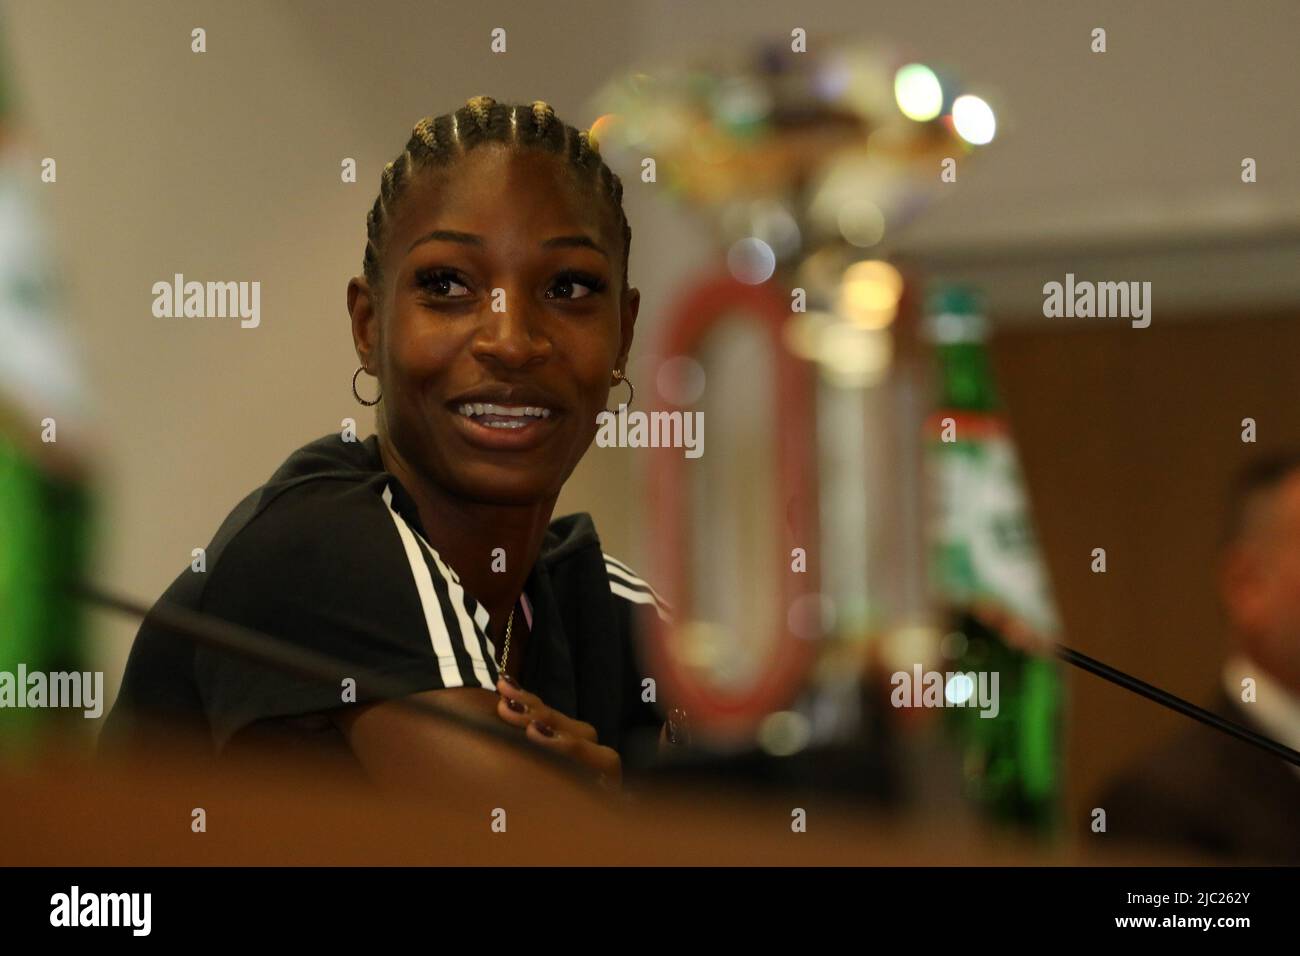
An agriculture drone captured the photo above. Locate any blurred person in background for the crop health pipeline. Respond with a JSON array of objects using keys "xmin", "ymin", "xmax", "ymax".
[{"xmin": 1097, "ymin": 452, "xmax": 1300, "ymax": 862}]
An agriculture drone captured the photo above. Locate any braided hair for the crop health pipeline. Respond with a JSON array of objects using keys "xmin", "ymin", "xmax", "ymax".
[{"xmin": 362, "ymin": 95, "xmax": 631, "ymax": 306}]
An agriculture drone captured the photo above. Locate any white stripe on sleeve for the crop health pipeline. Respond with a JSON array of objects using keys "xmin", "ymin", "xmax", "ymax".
[
  {"xmin": 381, "ymin": 485, "xmax": 467, "ymax": 687},
  {"xmin": 417, "ymin": 537, "xmax": 495, "ymax": 689},
  {"xmin": 604, "ymin": 554, "xmax": 674, "ymax": 623}
]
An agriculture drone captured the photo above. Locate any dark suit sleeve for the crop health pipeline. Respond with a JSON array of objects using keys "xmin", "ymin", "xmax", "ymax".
[
  {"xmin": 1095, "ymin": 768, "xmax": 1234, "ymax": 860},
  {"xmin": 1091, "ymin": 709, "xmax": 1300, "ymax": 863}
]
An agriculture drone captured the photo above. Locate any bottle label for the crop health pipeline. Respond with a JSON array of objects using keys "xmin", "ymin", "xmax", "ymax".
[{"xmin": 926, "ymin": 411, "xmax": 1061, "ymax": 639}]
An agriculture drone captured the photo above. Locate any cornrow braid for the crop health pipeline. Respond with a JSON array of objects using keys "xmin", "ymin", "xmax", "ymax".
[{"xmin": 363, "ymin": 95, "xmax": 631, "ymax": 305}]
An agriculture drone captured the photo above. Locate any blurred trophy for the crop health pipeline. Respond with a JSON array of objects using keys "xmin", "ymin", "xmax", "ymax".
[{"xmin": 587, "ymin": 38, "xmax": 1050, "ymax": 809}]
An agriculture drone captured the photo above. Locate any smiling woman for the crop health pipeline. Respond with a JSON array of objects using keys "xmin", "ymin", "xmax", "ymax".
[{"xmin": 100, "ymin": 96, "xmax": 676, "ymax": 796}]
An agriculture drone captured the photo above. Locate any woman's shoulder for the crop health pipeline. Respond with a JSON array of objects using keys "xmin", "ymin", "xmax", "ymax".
[
  {"xmin": 600, "ymin": 551, "xmax": 673, "ymax": 624},
  {"xmin": 198, "ymin": 433, "xmax": 391, "ymax": 581},
  {"xmin": 261, "ymin": 431, "xmax": 384, "ymax": 488},
  {"xmin": 542, "ymin": 513, "xmax": 673, "ymax": 625}
]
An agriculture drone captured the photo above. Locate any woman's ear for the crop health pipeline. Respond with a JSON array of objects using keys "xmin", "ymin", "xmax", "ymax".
[
  {"xmin": 348, "ymin": 275, "xmax": 379, "ymax": 368},
  {"xmin": 616, "ymin": 285, "xmax": 640, "ymax": 371}
]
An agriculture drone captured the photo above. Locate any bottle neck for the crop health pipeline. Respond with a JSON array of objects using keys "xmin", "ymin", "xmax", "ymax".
[{"xmin": 926, "ymin": 311, "xmax": 999, "ymax": 412}]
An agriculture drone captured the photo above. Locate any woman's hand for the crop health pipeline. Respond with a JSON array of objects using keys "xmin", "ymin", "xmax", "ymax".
[
  {"xmin": 658, "ymin": 707, "xmax": 691, "ymax": 753},
  {"xmin": 495, "ymin": 676, "xmax": 622, "ymax": 789}
]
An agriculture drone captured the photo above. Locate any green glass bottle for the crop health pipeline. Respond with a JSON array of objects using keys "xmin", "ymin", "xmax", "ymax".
[
  {"xmin": 0, "ymin": 24, "xmax": 97, "ymax": 754},
  {"xmin": 922, "ymin": 283, "xmax": 1063, "ymax": 834}
]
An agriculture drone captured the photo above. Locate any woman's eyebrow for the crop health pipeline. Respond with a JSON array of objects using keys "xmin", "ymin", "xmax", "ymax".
[
  {"xmin": 407, "ymin": 229, "xmax": 482, "ymax": 254},
  {"xmin": 406, "ymin": 229, "xmax": 608, "ymax": 259},
  {"xmin": 540, "ymin": 234, "xmax": 608, "ymax": 259}
]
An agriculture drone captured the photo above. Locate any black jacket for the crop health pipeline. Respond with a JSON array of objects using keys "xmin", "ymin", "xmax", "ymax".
[{"xmin": 100, "ymin": 432, "xmax": 671, "ymax": 772}]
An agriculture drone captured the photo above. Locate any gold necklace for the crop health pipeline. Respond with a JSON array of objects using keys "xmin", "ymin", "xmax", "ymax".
[{"xmin": 498, "ymin": 607, "xmax": 515, "ymax": 673}]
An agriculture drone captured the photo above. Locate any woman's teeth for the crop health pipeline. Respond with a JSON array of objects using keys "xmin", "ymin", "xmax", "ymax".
[{"xmin": 456, "ymin": 403, "xmax": 553, "ymax": 429}]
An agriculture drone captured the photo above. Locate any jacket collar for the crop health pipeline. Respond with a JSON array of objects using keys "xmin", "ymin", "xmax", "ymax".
[{"xmin": 366, "ymin": 433, "xmax": 601, "ymax": 569}]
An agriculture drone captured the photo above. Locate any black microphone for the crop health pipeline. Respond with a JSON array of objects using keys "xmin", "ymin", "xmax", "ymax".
[
  {"xmin": 78, "ymin": 581, "xmax": 1300, "ymax": 773},
  {"xmin": 1055, "ymin": 643, "xmax": 1300, "ymax": 767}
]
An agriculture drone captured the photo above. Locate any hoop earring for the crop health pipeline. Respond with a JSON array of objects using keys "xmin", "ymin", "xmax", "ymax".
[
  {"xmin": 609, "ymin": 368, "xmax": 635, "ymax": 409},
  {"xmin": 352, "ymin": 365, "xmax": 382, "ymax": 406}
]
